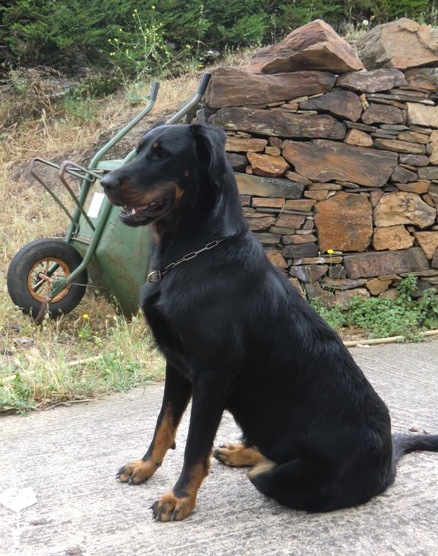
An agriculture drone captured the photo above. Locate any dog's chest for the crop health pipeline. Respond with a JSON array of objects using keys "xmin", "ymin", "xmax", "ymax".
[{"xmin": 142, "ymin": 285, "xmax": 189, "ymax": 362}]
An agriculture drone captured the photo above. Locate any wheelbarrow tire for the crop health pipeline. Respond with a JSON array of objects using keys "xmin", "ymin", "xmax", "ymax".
[{"xmin": 7, "ymin": 238, "xmax": 88, "ymax": 319}]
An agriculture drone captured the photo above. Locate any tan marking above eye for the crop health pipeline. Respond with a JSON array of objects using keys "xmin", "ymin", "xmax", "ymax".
[{"xmin": 152, "ymin": 141, "xmax": 160, "ymax": 149}]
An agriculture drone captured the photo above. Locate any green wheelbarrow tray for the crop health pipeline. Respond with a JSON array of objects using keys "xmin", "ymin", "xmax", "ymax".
[{"xmin": 7, "ymin": 73, "xmax": 212, "ymax": 322}]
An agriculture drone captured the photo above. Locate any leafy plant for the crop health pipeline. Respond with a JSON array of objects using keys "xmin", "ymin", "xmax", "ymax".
[
  {"xmin": 311, "ymin": 276, "xmax": 438, "ymax": 339},
  {"xmin": 63, "ymin": 94, "xmax": 98, "ymax": 122},
  {"xmin": 418, "ymin": 289, "xmax": 438, "ymax": 329},
  {"xmin": 108, "ymin": 7, "xmax": 174, "ymax": 80},
  {"xmin": 310, "ymin": 298, "xmax": 348, "ymax": 331},
  {"xmin": 0, "ymin": 373, "xmax": 37, "ymax": 414},
  {"xmin": 2, "ymin": 0, "xmax": 437, "ymax": 78}
]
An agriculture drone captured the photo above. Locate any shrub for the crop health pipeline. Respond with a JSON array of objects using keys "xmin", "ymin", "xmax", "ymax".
[{"xmin": 311, "ymin": 276, "xmax": 438, "ymax": 339}]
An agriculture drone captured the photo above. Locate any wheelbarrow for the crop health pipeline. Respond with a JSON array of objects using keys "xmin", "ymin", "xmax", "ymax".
[{"xmin": 7, "ymin": 73, "xmax": 211, "ymax": 323}]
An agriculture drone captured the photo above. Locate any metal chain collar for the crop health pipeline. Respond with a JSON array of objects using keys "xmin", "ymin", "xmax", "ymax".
[{"xmin": 147, "ymin": 239, "xmax": 227, "ymax": 283}]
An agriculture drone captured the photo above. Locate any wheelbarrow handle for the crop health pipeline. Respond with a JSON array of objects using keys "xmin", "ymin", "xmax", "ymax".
[
  {"xmin": 164, "ymin": 72, "xmax": 212, "ymax": 126},
  {"xmin": 196, "ymin": 73, "xmax": 211, "ymax": 96},
  {"xmin": 150, "ymin": 80, "xmax": 160, "ymax": 101}
]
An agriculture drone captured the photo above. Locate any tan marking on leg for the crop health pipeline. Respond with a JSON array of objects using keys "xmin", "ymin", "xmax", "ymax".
[
  {"xmin": 118, "ymin": 405, "xmax": 176, "ymax": 484},
  {"xmin": 214, "ymin": 443, "xmax": 265, "ymax": 467},
  {"xmin": 247, "ymin": 458, "xmax": 276, "ymax": 480}
]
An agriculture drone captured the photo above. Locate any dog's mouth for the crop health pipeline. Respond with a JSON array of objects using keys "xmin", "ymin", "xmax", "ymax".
[{"xmin": 119, "ymin": 191, "xmax": 174, "ymax": 227}]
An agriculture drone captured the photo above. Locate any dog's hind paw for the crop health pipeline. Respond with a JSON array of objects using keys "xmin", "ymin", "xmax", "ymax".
[{"xmin": 213, "ymin": 443, "xmax": 264, "ymax": 467}]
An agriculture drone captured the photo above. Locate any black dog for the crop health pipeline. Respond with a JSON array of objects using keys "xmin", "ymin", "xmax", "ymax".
[{"xmin": 101, "ymin": 124, "xmax": 438, "ymax": 522}]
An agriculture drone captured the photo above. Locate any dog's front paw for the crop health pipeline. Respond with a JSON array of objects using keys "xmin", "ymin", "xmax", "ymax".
[
  {"xmin": 151, "ymin": 491, "xmax": 196, "ymax": 522},
  {"xmin": 116, "ymin": 459, "xmax": 157, "ymax": 484}
]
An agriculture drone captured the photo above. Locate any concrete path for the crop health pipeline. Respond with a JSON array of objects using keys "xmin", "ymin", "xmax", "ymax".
[{"xmin": 1, "ymin": 341, "xmax": 437, "ymax": 556}]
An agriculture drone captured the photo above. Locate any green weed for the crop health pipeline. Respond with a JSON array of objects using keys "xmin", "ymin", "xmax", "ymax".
[
  {"xmin": 311, "ymin": 276, "xmax": 438, "ymax": 339},
  {"xmin": 108, "ymin": 7, "xmax": 174, "ymax": 80},
  {"xmin": 63, "ymin": 95, "xmax": 98, "ymax": 122},
  {"xmin": 0, "ymin": 310, "xmax": 164, "ymax": 414}
]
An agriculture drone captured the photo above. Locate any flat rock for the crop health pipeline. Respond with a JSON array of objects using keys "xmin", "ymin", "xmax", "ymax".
[
  {"xmin": 283, "ymin": 140, "xmax": 397, "ymax": 187},
  {"xmin": 334, "ymin": 288, "xmax": 370, "ymax": 304},
  {"xmin": 344, "ymin": 248, "xmax": 430, "ymax": 279},
  {"xmin": 289, "ymin": 264, "xmax": 328, "ymax": 283},
  {"xmin": 275, "ymin": 213, "xmax": 306, "ymax": 229},
  {"xmin": 247, "ymin": 153, "xmax": 289, "ymax": 177},
  {"xmin": 252, "ymin": 197, "xmax": 285, "ymax": 209},
  {"xmin": 418, "ymin": 167, "xmax": 438, "ymax": 180},
  {"xmin": 303, "ymin": 281, "xmax": 334, "ymax": 301},
  {"xmin": 374, "ymin": 192, "xmax": 436, "ymax": 229},
  {"xmin": 399, "ymin": 154, "xmax": 429, "ymax": 167},
  {"xmin": 397, "ymin": 131, "xmax": 430, "ymax": 145},
  {"xmin": 248, "ymin": 19, "xmax": 363, "ymax": 74},
  {"xmin": 356, "ymin": 18, "xmax": 438, "ymax": 70},
  {"xmin": 284, "ymin": 199, "xmax": 316, "ymax": 211},
  {"xmin": 235, "ymin": 173, "xmax": 304, "ymax": 199},
  {"xmin": 211, "ymin": 107, "xmax": 346, "ymax": 140},
  {"xmin": 429, "ymin": 184, "xmax": 438, "ymax": 210},
  {"xmin": 373, "ymin": 225, "xmax": 415, "ymax": 251},
  {"xmin": 365, "ymin": 277, "xmax": 393, "ymax": 295},
  {"xmin": 344, "ymin": 129, "xmax": 373, "ymax": 147},
  {"xmin": 226, "ymin": 136, "xmax": 267, "ymax": 153},
  {"xmin": 391, "ymin": 166, "xmax": 418, "ymax": 184},
  {"xmin": 373, "ymin": 138, "xmax": 426, "ymax": 155},
  {"xmin": 282, "ymin": 234, "xmax": 318, "ymax": 245},
  {"xmin": 362, "ymin": 103, "xmax": 404, "ymax": 125},
  {"xmin": 407, "ymin": 103, "xmax": 438, "ymax": 128},
  {"xmin": 321, "ymin": 277, "xmax": 368, "ymax": 290},
  {"xmin": 205, "ymin": 67, "xmax": 335, "ymax": 108},
  {"xmin": 282, "ymin": 242, "xmax": 319, "ymax": 259},
  {"xmin": 430, "ymin": 131, "xmax": 438, "ymax": 165},
  {"xmin": 336, "ymin": 68, "xmax": 407, "ymax": 93},
  {"xmin": 245, "ymin": 212, "xmax": 276, "ymax": 231},
  {"xmin": 414, "ymin": 232, "xmax": 438, "ymax": 259},
  {"xmin": 300, "ymin": 89, "xmax": 363, "ymax": 122},
  {"xmin": 396, "ymin": 181, "xmax": 430, "ymax": 194},
  {"xmin": 314, "ymin": 192, "xmax": 373, "ymax": 252},
  {"xmin": 405, "ymin": 68, "xmax": 438, "ymax": 92},
  {"xmin": 265, "ymin": 250, "xmax": 288, "ymax": 268}
]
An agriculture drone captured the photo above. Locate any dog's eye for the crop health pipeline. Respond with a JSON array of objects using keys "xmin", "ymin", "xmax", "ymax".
[{"xmin": 151, "ymin": 147, "xmax": 169, "ymax": 161}]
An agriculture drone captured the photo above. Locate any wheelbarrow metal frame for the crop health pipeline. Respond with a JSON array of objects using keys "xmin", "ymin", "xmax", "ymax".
[{"xmin": 13, "ymin": 73, "xmax": 211, "ymax": 316}]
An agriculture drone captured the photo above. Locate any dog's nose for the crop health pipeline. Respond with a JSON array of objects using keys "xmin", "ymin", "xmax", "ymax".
[{"xmin": 100, "ymin": 173, "xmax": 120, "ymax": 192}]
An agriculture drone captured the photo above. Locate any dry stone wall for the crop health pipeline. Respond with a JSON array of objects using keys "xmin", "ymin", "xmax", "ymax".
[{"xmin": 200, "ymin": 18, "xmax": 438, "ymax": 303}]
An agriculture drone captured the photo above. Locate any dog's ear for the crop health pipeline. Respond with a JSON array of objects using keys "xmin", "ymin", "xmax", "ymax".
[{"xmin": 191, "ymin": 124, "xmax": 229, "ymax": 182}]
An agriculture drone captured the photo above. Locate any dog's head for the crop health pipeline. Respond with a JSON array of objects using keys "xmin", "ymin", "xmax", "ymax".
[{"xmin": 100, "ymin": 124, "xmax": 229, "ymax": 227}]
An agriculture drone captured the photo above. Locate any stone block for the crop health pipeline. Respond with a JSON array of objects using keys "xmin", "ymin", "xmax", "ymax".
[
  {"xmin": 344, "ymin": 248, "xmax": 429, "ymax": 279},
  {"xmin": 356, "ymin": 18, "xmax": 438, "ymax": 70},
  {"xmin": 235, "ymin": 173, "xmax": 304, "ymax": 199},
  {"xmin": 248, "ymin": 19, "xmax": 363, "ymax": 74},
  {"xmin": 205, "ymin": 67, "xmax": 335, "ymax": 108},
  {"xmin": 211, "ymin": 107, "xmax": 346, "ymax": 140},
  {"xmin": 314, "ymin": 192, "xmax": 372, "ymax": 252},
  {"xmin": 283, "ymin": 140, "xmax": 397, "ymax": 186},
  {"xmin": 337, "ymin": 68, "xmax": 406, "ymax": 93},
  {"xmin": 374, "ymin": 192, "xmax": 436, "ymax": 229}
]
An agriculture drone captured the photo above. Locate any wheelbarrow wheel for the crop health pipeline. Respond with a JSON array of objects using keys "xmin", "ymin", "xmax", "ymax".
[{"xmin": 7, "ymin": 238, "xmax": 88, "ymax": 319}]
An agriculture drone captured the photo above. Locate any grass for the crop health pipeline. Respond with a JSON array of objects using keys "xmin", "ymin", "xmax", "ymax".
[
  {"xmin": 0, "ymin": 74, "xmax": 210, "ymax": 413},
  {"xmin": 1, "ymin": 307, "xmax": 165, "ymax": 414},
  {"xmin": 311, "ymin": 278, "xmax": 438, "ymax": 341},
  {"xmin": 1, "ymin": 60, "xmax": 437, "ymax": 414}
]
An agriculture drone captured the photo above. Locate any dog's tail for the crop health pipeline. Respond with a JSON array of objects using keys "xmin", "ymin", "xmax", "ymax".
[{"xmin": 392, "ymin": 433, "xmax": 438, "ymax": 466}]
